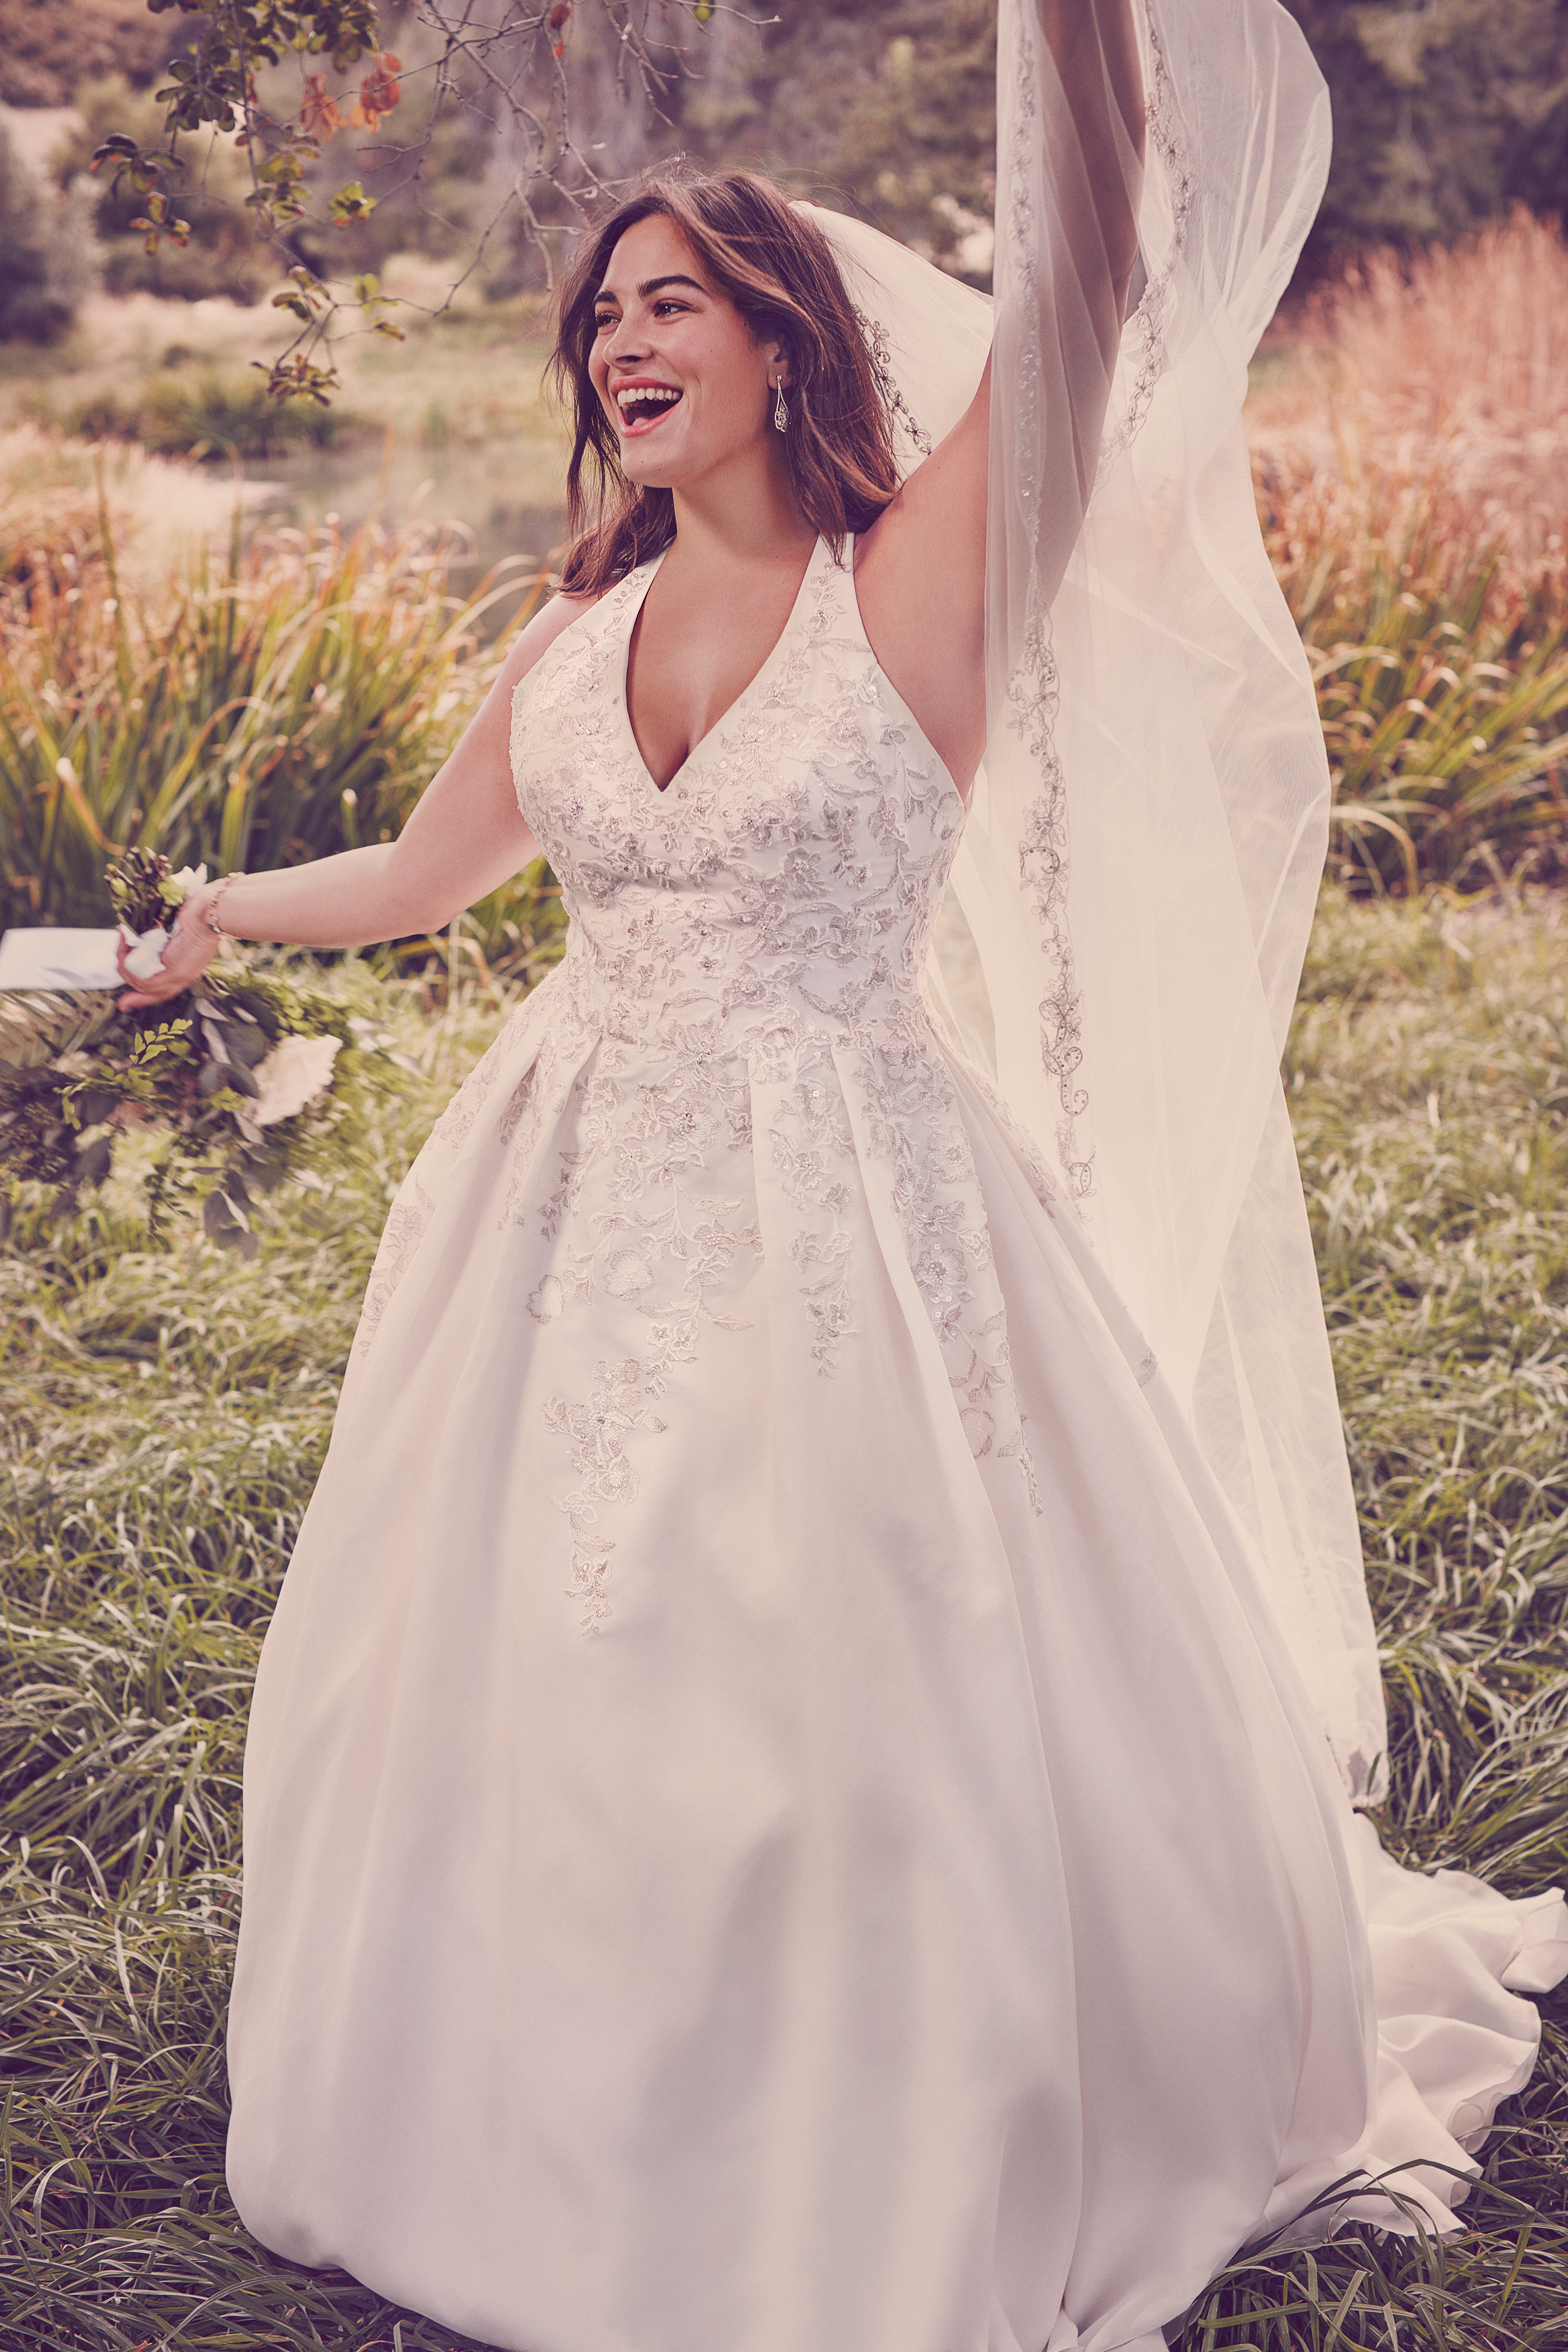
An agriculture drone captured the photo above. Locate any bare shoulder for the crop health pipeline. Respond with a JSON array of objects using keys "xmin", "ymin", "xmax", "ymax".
[{"xmin": 497, "ymin": 586, "xmax": 603, "ymax": 695}]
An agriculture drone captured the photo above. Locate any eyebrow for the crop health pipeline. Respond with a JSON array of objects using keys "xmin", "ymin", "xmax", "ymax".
[{"xmin": 594, "ymin": 273, "xmax": 708, "ymax": 305}]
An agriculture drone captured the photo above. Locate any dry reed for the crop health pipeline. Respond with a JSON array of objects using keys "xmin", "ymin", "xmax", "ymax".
[
  {"xmin": 1247, "ymin": 212, "xmax": 1568, "ymax": 891},
  {"xmin": 1252, "ymin": 208, "xmax": 1568, "ymax": 635}
]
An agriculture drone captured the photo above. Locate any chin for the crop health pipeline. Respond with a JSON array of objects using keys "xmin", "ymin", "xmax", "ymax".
[{"xmin": 619, "ymin": 453, "xmax": 684, "ymax": 494}]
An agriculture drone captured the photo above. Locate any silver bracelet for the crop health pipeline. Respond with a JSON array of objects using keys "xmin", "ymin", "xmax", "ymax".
[{"xmin": 203, "ymin": 871, "xmax": 247, "ymax": 940}]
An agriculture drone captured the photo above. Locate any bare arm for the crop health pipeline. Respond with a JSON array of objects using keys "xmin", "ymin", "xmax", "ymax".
[
  {"xmin": 855, "ymin": 0, "xmax": 1143, "ymax": 798},
  {"xmin": 117, "ymin": 590, "xmax": 595, "ymax": 1009}
]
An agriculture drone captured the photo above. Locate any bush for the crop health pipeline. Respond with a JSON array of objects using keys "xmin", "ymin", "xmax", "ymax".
[
  {"xmin": 1285, "ymin": 0, "xmax": 1568, "ymax": 264},
  {"xmin": 135, "ymin": 370, "xmax": 354, "ymax": 460},
  {"xmin": 0, "ymin": 112, "xmax": 97, "ymax": 343},
  {"xmin": 0, "ymin": 0, "xmax": 175, "ymax": 108},
  {"xmin": 27, "ymin": 373, "xmax": 363, "ymax": 461}
]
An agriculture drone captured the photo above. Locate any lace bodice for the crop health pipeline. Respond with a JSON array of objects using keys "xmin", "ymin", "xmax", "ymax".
[{"xmin": 508, "ymin": 535, "xmax": 963, "ymax": 1060}]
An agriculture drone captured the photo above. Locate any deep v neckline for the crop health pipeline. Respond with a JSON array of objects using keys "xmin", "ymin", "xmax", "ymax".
[{"xmin": 620, "ymin": 536, "xmax": 826, "ymax": 798}]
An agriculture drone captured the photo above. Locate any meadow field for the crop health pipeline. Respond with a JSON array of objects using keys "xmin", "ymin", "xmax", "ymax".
[{"xmin": 3, "ymin": 215, "xmax": 1568, "ymax": 2348}]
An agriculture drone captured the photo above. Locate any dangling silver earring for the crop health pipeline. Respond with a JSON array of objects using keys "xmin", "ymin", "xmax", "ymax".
[{"xmin": 773, "ymin": 378, "xmax": 789, "ymax": 433}]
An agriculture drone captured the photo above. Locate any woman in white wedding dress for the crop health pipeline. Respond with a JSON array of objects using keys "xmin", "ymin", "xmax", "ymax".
[{"xmin": 123, "ymin": 4, "xmax": 1567, "ymax": 2349}]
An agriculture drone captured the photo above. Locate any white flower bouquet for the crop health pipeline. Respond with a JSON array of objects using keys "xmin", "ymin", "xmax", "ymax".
[{"xmin": 0, "ymin": 850, "xmax": 364, "ymax": 1252}]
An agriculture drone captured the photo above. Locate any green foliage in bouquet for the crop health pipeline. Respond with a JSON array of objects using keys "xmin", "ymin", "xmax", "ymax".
[
  {"xmin": 0, "ymin": 852, "xmax": 381, "ymax": 1255},
  {"xmin": 106, "ymin": 840, "xmax": 201, "ymax": 937}
]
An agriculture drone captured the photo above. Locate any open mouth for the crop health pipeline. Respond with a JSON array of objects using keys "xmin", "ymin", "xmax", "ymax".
[{"xmin": 615, "ymin": 384, "xmax": 683, "ymax": 436}]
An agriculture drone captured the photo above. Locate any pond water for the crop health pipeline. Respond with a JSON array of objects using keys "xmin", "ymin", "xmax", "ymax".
[{"xmin": 246, "ymin": 436, "xmax": 570, "ymax": 639}]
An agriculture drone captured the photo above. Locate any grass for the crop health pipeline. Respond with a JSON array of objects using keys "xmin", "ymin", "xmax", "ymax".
[
  {"xmin": 1171, "ymin": 886, "xmax": 1568, "ymax": 2348},
  {"xmin": 0, "ymin": 967, "xmax": 510, "ymax": 2349},
  {"xmin": 0, "ymin": 504, "xmax": 504, "ymax": 926},
  {"xmin": 1, "ymin": 887, "xmax": 1565, "ymax": 2348}
]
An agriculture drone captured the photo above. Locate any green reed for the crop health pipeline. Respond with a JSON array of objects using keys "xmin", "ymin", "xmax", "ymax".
[
  {"xmin": 0, "ymin": 485, "xmax": 548, "ymax": 939},
  {"xmin": 1307, "ymin": 564, "xmax": 1568, "ymax": 900}
]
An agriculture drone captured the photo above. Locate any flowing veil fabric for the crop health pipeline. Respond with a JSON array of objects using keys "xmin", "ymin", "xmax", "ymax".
[
  {"xmin": 805, "ymin": 5, "xmax": 1568, "ymax": 2238},
  {"xmin": 806, "ymin": 0, "xmax": 1387, "ymax": 1802}
]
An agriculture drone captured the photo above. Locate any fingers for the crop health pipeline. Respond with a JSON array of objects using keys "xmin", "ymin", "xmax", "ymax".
[
  {"xmin": 116, "ymin": 978, "xmax": 184, "ymax": 1010},
  {"xmin": 113, "ymin": 930, "xmax": 216, "ymax": 1012},
  {"xmin": 114, "ymin": 943, "xmax": 157, "ymax": 1011}
]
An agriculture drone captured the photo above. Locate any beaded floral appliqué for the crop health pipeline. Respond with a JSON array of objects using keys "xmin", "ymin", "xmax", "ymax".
[
  {"xmin": 357, "ymin": 1174, "xmax": 436, "ymax": 1350},
  {"xmin": 524, "ymin": 1043, "xmax": 759, "ymax": 1629}
]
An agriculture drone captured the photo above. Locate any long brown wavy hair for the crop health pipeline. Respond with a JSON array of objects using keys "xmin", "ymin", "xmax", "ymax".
[{"xmin": 551, "ymin": 169, "xmax": 900, "ymax": 595}]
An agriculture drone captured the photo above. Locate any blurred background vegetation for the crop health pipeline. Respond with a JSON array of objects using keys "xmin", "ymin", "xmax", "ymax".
[
  {"xmin": 0, "ymin": 0, "xmax": 1562, "ymax": 930},
  {"xmin": 4, "ymin": 1, "xmax": 1566, "ymax": 321},
  {"xmin": 0, "ymin": 0, "xmax": 1564, "ymax": 1108}
]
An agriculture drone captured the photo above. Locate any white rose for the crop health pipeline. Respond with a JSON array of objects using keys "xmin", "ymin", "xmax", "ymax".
[
  {"xmin": 251, "ymin": 1033, "xmax": 341, "ymax": 1127},
  {"xmin": 120, "ymin": 921, "xmax": 169, "ymax": 979},
  {"xmin": 168, "ymin": 864, "xmax": 208, "ymax": 898}
]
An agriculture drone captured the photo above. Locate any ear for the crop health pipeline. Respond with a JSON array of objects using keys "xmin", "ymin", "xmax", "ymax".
[{"xmin": 758, "ymin": 332, "xmax": 791, "ymax": 388}]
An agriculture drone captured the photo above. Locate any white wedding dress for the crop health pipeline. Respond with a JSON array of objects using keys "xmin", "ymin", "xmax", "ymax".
[{"xmin": 226, "ymin": 534, "xmax": 1567, "ymax": 2352}]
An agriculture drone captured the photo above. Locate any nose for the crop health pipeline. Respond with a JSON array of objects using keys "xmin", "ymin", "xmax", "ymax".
[{"xmin": 605, "ymin": 316, "xmax": 648, "ymax": 369}]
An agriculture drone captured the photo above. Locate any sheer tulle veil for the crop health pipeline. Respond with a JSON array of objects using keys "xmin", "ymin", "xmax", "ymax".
[{"xmin": 802, "ymin": 0, "xmax": 1388, "ymax": 1802}]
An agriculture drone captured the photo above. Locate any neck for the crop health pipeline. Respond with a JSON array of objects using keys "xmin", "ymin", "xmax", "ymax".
[{"xmin": 665, "ymin": 443, "xmax": 817, "ymax": 572}]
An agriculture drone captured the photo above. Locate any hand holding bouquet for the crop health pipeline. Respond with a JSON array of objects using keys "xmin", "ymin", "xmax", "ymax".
[
  {"xmin": 1, "ymin": 851, "xmax": 365, "ymax": 1253},
  {"xmin": 112, "ymin": 848, "xmax": 210, "ymax": 982},
  {"xmin": 109, "ymin": 844, "xmax": 241, "ymax": 1009}
]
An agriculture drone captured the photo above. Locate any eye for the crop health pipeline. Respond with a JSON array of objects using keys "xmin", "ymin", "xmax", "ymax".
[{"xmin": 652, "ymin": 299, "xmax": 689, "ymax": 317}]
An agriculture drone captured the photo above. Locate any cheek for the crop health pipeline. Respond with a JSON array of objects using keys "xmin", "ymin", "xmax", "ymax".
[{"xmin": 701, "ymin": 348, "xmax": 768, "ymax": 426}]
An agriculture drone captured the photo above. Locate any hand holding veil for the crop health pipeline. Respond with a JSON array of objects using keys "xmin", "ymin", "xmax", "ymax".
[{"xmin": 808, "ymin": 0, "xmax": 1388, "ymax": 1802}]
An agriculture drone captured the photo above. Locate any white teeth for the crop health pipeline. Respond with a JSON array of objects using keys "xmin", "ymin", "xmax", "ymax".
[{"xmin": 616, "ymin": 387, "xmax": 681, "ymax": 412}]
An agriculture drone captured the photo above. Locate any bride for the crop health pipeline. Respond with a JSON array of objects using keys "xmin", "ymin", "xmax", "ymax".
[{"xmin": 121, "ymin": 3, "xmax": 1566, "ymax": 2348}]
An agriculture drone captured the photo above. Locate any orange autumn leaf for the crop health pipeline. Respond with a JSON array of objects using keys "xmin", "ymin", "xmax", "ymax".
[
  {"xmin": 350, "ymin": 53, "xmax": 402, "ymax": 133},
  {"xmin": 299, "ymin": 73, "xmax": 344, "ymax": 142}
]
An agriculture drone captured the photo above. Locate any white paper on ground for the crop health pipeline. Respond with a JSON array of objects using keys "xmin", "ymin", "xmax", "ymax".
[{"xmin": 0, "ymin": 929, "xmax": 123, "ymax": 991}]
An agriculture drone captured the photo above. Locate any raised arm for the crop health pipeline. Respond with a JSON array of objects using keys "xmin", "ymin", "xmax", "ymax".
[
  {"xmin": 1035, "ymin": 0, "xmax": 1145, "ymax": 400},
  {"xmin": 117, "ymin": 591, "xmax": 594, "ymax": 1009},
  {"xmin": 855, "ymin": 0, "xmax": 1143, "ymax": 797}
]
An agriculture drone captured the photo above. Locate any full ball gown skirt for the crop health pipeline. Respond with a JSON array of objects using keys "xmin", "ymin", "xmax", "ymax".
[{"xmin": 226, "ymin": 539, "xmax": 1567, "ymax": 2352}]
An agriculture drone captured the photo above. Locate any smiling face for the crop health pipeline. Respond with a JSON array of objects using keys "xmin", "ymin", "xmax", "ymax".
[{"xmin": 589, "ymin": 213, "xmax": 789, "ymax": 495}]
